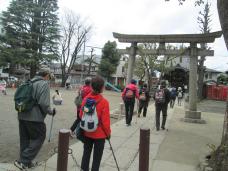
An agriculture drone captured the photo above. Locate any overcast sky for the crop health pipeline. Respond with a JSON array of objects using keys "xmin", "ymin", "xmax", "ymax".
[{"xmin": 0, "ymin": 0, "xmax": 227, "ymax": 71}]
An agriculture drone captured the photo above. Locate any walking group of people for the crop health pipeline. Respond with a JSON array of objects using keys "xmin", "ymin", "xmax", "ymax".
[
  {"xmin": 121, "ymin": 79, "xmax": 184, "ymax": 131},
  {"xmin": 14, "ymin": 70, "xmax": 111, "ymax": 171},
  {"xmin": 13, "ymin": 68, "xmax": 184, "ymax": 171}
]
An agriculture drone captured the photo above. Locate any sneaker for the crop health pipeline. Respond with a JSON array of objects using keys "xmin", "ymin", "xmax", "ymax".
[
  {"xmin": 14, "ymin": 160, "xmax": 28, "ymax": 170},
  {"xmin": 126, "ymin": 123, "xmax": 131, "ymax": 126},
  {"xmin": 28, "ymin": 162, "xmax": 39, "ymax": 168},
  {"xmin": 161, "ymin": 126, "xmax": 165, "ymax": 130}
]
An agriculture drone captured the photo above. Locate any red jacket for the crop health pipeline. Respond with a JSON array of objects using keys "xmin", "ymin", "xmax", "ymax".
[
  {"xmin": 76, "ymin": 85, "xmax": 92, "ymax": 113},
  {"xmin": 80, "ymin": 93, "xmax": 111, "ymax": 139},
  {"xmin": 122, "ymin": 83, "xmax": 139, "ymax": 100}
]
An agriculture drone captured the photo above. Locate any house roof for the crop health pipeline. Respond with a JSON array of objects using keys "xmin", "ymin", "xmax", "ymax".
[
  {"xmin": 205, "ymin": 68, "xmax": 222, "ymax": 73},
  {"xmin": 166, "ymin": 64, "xmax": 189, "ymax": 72}
]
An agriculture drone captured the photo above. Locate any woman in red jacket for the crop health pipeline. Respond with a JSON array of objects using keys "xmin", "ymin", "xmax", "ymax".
[{"xmin": 80, "ymin": 76, "xmax": 111, "ymax": 171}]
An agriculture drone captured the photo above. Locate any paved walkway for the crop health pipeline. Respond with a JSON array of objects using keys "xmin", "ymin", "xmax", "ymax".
[{"xmin": 0, "ymin": 102, "xmax": 224, "ymax": 171}]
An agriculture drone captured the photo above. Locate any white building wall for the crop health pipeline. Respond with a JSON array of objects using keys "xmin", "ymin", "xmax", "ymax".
[{"xmin": 112, "ymin": 55, "xmax": 127, "ymax": 77}]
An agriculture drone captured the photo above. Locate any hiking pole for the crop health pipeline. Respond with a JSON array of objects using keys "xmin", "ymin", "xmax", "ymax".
[
  {"xmin": 135, "ymin": 100, "xmax": 139, "ymax": 124},
  {"xmin": 101, "ymin": 126, "xmax": 120, "ymax": 171},
  {"xmin": 107, "ymin": 138, "xmax": 120, "ymax": 171},
  {"xmin": 48, "ymin": 115, "xmax": 54, "ymax": 142}
]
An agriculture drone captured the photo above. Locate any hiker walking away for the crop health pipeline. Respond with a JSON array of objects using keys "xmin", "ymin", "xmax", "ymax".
[
  {"xmin": 0, "ymin": 78, "xmax": 7, "ymax": 95},
  {"xmin": 169, "ymin": 87, "xmax": 177, "ymax": 108},
  {"xmin": 70, "ymin": 77, "xmax": 92, "ymax": 136},
  {"xmin": 122, "ymin": 79, "xmax": 139, "ymax": 126},
  {"xmin": 177, "ymin": 87, "xmax": 183, "ymax": 106},
  {"xmin": 14, "ymin": 69, "xmax": 56, "ymax": 170},
  {"xmin": 79, "ymin": 76, "xmax": 111, "ymax": 171},
  {"xmin": 52, "ymin": 89, "xmax": 63, "ymax": 105},
  {"xmin": 138, "ymin": 83, "xmax": 150, "ymax": 117},
  {"xmin": 153, "ymin": 81, "xmax": 170, "ymax": 131}
]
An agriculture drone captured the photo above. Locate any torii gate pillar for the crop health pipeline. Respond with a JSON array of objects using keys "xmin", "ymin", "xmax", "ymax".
[
  {"xmin": 126, "ymin": 42, "xmax": 137, "ymax": 84},
  {"xmin": 183, "ymin": 43, "xmax": 205, "ymax": 123}
]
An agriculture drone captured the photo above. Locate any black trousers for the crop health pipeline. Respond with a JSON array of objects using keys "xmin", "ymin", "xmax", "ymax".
[
  {"xmin": 81, "ymin": 137, "xmax": 105, "ymax": 171},
  {"xmin": 69, "ymin": 105, "xmax": 81, "ymax": 132},
  {"xmin": 19, "ymin": 120, "xmax": 46, "ymax": 165},
  {"xmin": 155, "ymin": 104, "xmax": 168, "ymax": 130},
  {"xmin": 124, "ymin": 99, "xmax": 135, "ymax": 125},
  {"xmin": 138, "ymin": 100, "xmax": 148, "ymax": 117},
  {"xmin": 170, "ymin": 97, "xmax": 176, "ymax": 108}
]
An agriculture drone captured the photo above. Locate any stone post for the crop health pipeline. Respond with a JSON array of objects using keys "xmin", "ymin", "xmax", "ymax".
[
  {"xmin": 184, "ymin": 43, "xmax": 205, "ymax": 124},
  {"xmin": 139, "ymin": 128, "xmax": 150, "ymax": 171},
  {"xmin": 115, "ymin": 77, "xmax": 118, "ymax": 86},
  {"xmin": 126, "ymin": 42, "xmax": 137, "ymax": 84},
  {"xmin": 189, "ymin": 43, "xmax": 198, "ymax": 112},
  {"xmin": 57, "ymin": 129, "xmax": 70, "ymax": 171}
]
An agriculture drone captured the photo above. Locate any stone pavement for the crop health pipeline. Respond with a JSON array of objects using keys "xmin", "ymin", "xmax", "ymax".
[{"xmin": 0, "ymin": 101, "xmax": 224, "ymax": 171}]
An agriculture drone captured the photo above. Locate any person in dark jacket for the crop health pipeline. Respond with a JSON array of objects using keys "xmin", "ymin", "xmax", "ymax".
[
  {"xmin": 122, "ymin": 79, "xmax": 139, "ymax": 126},
  {"xmin": 153, "ymin": 81, "xmax": 170, "ymax": 131},
  {"xmin": 138, "ymin": 83, "xmax": 150, "ymax": 117},
  {"xmin": 169, "ymin": 87, "xmax": 177, "ymax": 108},
  {"xmin": 79, "ymin": 76, "xmax": 111, "ymax": 171},
  {"xmin": 14, "ymin": 69, "xmax": 56, "ymax": 170}
]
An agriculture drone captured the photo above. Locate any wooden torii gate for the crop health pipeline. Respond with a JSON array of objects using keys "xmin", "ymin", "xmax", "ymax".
[{"xmin": 113, "ymin": 31, "xmax": 222, "ymax": 123}]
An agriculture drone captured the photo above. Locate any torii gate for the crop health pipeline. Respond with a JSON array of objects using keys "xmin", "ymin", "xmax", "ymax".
[{"xmin": 113, "ymin": 31, "xmax": 222, "ymax": 123}]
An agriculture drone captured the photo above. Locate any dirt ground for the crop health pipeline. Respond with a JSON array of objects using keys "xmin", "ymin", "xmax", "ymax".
[{"xmin": 0, "ymin": 88, "xmax": 122, "ymax": 163}]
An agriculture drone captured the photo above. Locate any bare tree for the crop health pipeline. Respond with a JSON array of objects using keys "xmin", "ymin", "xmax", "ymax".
[
  {"xmin": 197, "ymin": 1, "xmax": 212, "ymax": 100},
  {"xmin": 84, "ymin": 48, "xmax": 99, "ymax": 76},
  {"xmin": 137, "ymin": 43, "xmax": 159, "ymax": 90},
  {"xmin": 59, "ymin": 10, "xmax": 92, "ymax": 87}
]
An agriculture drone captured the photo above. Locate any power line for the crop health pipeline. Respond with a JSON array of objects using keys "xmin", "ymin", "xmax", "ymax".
[{"xmin": 86, "ymin": 45, "xmax": 103, "ymax": 49}]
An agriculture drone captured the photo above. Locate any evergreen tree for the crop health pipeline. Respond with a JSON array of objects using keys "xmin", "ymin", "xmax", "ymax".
[
  {"xmin": 0, "ymin": 0, "xmax": 60, "ymax": 77},
  {"xmin": 98, "ymin": 41, "xmax": 121, "ymax": 80}
]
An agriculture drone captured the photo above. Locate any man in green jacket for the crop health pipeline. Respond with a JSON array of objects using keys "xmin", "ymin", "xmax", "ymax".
[{"xmin": 14, "ymin": 69, "xmax": 56, "ymax": 170}]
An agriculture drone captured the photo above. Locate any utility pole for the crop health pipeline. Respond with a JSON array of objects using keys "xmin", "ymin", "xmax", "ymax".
[{"xmin": 80, "ymin": 36, "xmax": 86, "ymax": 84}]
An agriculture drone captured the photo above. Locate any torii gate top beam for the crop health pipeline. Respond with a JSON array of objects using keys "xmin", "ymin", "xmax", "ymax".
[{"xmin": 113, "ymin": 31, "xmax": 222, "ymax": 43}]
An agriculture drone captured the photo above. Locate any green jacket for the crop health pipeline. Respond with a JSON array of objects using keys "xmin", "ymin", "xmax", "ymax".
[{"xmin": 18, "ymin": 76, "xmax": 53, "ymax": 122}]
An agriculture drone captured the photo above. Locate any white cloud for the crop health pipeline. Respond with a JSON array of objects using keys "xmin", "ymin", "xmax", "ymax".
[{"xmin": 1, "ymin": 0, "xmax": 227, "ymax": 71}]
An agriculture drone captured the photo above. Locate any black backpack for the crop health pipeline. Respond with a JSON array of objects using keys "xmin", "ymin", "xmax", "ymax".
[{"xmin": 14, "ymin": 79, "xmax": 42, "ymax": 112}]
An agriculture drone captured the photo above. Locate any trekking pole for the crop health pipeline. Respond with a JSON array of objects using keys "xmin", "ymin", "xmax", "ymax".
[
  {"xmin": 101, "ymin": 126, "xmax": 120, "ymax": 171},
  {"xmin": 107, "ymin": 138, "xmax": 120, "ymax": 171},
  {"xmin": 48, "ymin": 115, "xmax": 54, "ymax": 142},
  {"xmin": 135, "ymin": 100, "xmax": 139, "ymax": 124}
]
